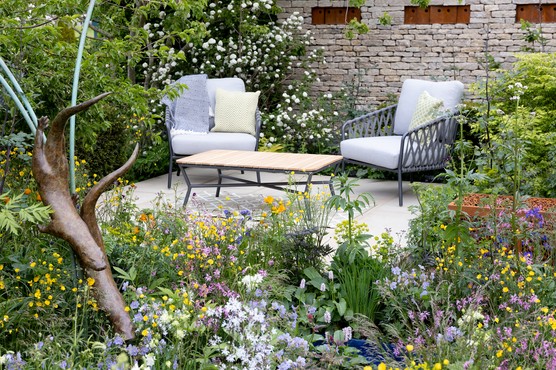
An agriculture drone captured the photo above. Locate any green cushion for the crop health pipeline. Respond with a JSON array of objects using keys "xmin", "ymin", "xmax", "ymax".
[{"xmin": 409, "ymin": 90, "xmax": 444, "ymax": 131}]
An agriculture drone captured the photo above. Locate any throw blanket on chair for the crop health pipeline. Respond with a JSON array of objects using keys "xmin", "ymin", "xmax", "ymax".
[{"xmin": 162, "ymin": 74, "xmax": 210, "ymax": 135}]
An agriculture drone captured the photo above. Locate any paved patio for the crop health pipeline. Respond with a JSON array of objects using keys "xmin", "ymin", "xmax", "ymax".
[{"xmin": 131, "ymin": 169, "xmax": 421, "ymax": 246}]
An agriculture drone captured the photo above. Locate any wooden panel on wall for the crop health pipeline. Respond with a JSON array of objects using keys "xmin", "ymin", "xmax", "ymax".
[
  {"xmin": 312, "ymin": 7, "xmax": 325, "ymax": 25},
  {"xmin": 333, "ymin": 7, "xmax": 347, "ymax": 24},
  {"xmin": 404, "ymin": 6, "xmax": 430, "ymax": 24},
  {"xmin": 405, "ymin": 5, "xmax": 470, "ymax": 24},
  {"xmin": 456, "ymin": 5, "xmax": 471, "ymax": 24},
  {"xmin": 311, "ymin": 7, "xmax": 362, "ymax": 25},
  {"xmin": 516, "ymin": 4, "xmax": 542, "ymax": 23},
  {"xmin": 430, "ymin": 6, "xmax": 458, "ymax": 24},
  {"xmin": 542, "ymin": 5, "xmax": 556, "ymax": 22},
  {"xmin": 348, "ymin": 7, "xmax": 362, "ymax": 22}
]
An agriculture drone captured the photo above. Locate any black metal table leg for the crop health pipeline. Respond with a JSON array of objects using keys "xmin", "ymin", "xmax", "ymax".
[
  {"xmin": 179, "ymin": 165, "xmax": 193, "ymax": 206},
  {"xmin": 216, "ymin": 169, "xmax": 223, "ymax": 198}
]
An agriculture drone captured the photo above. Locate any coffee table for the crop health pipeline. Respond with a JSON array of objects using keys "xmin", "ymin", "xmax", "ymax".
[{"xmin": 176, "ymin": 150, "xmax": 343, "ymax": 206}]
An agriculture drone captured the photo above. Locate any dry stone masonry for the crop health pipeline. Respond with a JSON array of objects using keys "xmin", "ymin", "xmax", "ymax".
[{"xmin": 277, "ymin": 0, "xmax": 556, "ymax": 106}]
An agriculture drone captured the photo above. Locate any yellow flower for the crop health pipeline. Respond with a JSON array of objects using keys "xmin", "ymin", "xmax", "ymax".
[
  {"xmin": 377, "ymin": 364, "xmax": 387, "ymax": 370},
  {"xmin": 87, "ymin": 277, "xmax": 95, "ymax": 286},
  {"xmin": 406, "ymin": 344, "xmax": 414, "ymax": 352},
  {"xmin": 141, "ymin": 329, "xmax": 149, "ymax": 336},
  {"xmin": 264, "ymin": 195, "xmax": 274, "ymax": 204}
]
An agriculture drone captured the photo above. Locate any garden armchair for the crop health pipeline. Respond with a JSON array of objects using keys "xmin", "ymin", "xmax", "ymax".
[
  {"xmin": 163, "ymin": 75, "xmax": 262, "ymax": 188},
  {"xmin": 340, "ymin": 79, "xmax": 464, "ymax": 206}
]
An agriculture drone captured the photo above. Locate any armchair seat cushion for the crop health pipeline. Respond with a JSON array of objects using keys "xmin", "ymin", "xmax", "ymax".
[
  {"xmin": 172, "ymin": 132, "xmax": 257, "ymax": 156},
  {"xmin": 341, "ymin": 136, "xmax": 403, "ymax": 170}
]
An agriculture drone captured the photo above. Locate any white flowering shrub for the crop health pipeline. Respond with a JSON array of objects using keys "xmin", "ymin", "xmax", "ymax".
[{"xmin": 150, "ymin": 1, "xmax": 341, "ymax": 154}]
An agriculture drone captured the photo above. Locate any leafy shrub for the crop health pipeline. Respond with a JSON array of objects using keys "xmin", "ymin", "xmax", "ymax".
[{"xmin": 471, "ymin": 53, "xmax": 556, "ymax": 197}]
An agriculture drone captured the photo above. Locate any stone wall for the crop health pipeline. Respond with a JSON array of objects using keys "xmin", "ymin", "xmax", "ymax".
[{"xmin": 277, "ymin": 0, "xmax": 556, "ymax": 107}]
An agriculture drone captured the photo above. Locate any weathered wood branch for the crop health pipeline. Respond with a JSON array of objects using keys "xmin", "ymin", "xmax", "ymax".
[
  {"xmin": 81, "ymin": 143, "xmax": 140, "ymax": 249},
  {"xmin": 32, "ymin": 93, "xmax": 136, "ymax": 339}
]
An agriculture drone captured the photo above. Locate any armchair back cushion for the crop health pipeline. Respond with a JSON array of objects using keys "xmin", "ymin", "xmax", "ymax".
[{"xmin": 393, "ymin": 79, "xmax": 464, "ymax": 135}]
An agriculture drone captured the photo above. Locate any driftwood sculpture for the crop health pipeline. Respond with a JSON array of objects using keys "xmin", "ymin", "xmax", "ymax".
[{"xmin": 32, "ymin": 92, "xmax": 137, "ymax": 339}]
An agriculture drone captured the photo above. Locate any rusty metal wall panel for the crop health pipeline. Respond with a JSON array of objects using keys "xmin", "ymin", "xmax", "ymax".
[
  {"xmin": 405, "ymin": 6, "xmax": 430, "ymax": 24},
  {"xmin": 312, "ymin": 7, "xmax": 325, "ymax": 25}
]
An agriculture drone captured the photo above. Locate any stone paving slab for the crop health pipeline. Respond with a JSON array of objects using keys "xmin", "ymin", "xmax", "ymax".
[{"xmin": 130, "ymin": 169, "xmax": 424, "ymax": 247}]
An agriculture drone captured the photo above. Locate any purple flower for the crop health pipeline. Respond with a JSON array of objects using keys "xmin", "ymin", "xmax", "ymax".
[
  {"xmin": 127, "ymin": 344, "xmax": 139, "ymax": 356},
  {"xmin": 114, "ymin": 336, "xmax": 124, "ymax": 346}
]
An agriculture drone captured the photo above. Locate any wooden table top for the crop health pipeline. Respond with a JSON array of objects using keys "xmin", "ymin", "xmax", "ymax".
[{"xmin": 176, "ymin": 150, "xmax": 343, "ymax": 172}]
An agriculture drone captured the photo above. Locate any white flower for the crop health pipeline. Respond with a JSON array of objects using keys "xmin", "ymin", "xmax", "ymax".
[
  {"xmin": 320, "ymin": 283, "xmax": 326, "ymax": 292},
  {"xmin": 241, "ymin": 273, "xmax": 264, "ymax": 289},
  {"xmin": 323, "ymin": 311, "xmax": 331, "ymax": 323},
  {"xmin": 343, "ymin": 326, "xmax": 353, "ymax": 341},
  {"xmin": 299, "ymin": 278, "xmax": 306, "ymax": 288},
  {"xmin": 144, "ymin": 353, "xmax": 155, "ymax": 367}
]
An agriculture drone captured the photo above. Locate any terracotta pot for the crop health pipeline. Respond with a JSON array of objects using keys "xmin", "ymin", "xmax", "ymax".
[{"xmin": 448, "ymin": 193, "xmax": 556, "ymax": 220}]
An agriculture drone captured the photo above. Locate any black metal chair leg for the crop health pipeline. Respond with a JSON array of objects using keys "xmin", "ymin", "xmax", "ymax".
[
  {"xmin": 168, "ymin": 160, "xmax": 173, "ymax": 189},
  {"xmin": 398, "ymin": 170, "xmax": 404, "ymax": 207}
]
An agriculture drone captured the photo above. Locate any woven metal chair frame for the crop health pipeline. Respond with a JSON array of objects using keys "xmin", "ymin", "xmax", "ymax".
[
  {"xmin": 341, "ymin": 104, "xmax": 459, "ymax": 206},
  {"xmin": 165, "ymin": 107, "xmax": 262, "ymax": 188}
]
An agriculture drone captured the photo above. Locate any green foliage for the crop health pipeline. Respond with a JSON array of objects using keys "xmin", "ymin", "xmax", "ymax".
[
  {"xmin": 378, "ymin": 12, "xmax": 393, "ymax": 26},
  {"xmin": 520, "ymin": 19, "xmax": 547, "ymax": 52},
  {"xmin": 331, "ymin": 243, "xmax": 388, "ymax": 323},
  {"xmin": 248, "ymin": 186, "xmax": 334, "ymax": 281},
  {"xmin": 344, "ymin": 19, "xmax": 369, "ymax": 40},
  {"xmin": 411, "ymin": 0, "xmax": 431, "ymax": 9},
  {"xmin": 327, "ymin": 174, "xmax": 374, "ymax": 247},
  {"xmin": 471, "ymin": 53, "xmax": 556, "ymax": 197},
  {"xmin": 0, "ymin": 192, "xmax": 51, "ymax": 235}
]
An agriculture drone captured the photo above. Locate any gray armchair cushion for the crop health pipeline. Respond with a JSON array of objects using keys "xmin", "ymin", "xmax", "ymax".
[
  {"xmin": 341, "ymin": 136, "xmax": 403, "ymax": 170},
  {"xmin": 393, "ymin": 79, "xmax": 464, "ymax": 135},
  {"xmin": 171, "ymin": 132, "xmax": 257, "ymax": 156}
]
